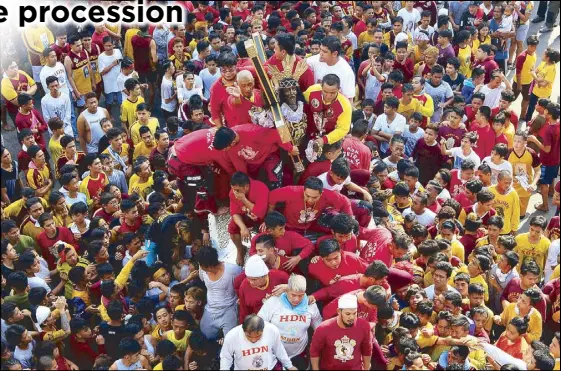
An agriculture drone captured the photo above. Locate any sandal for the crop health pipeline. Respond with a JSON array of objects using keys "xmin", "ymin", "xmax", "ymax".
[{"xmin": 534, "ymin": 203, "xmax": 549, "ymax": 212}]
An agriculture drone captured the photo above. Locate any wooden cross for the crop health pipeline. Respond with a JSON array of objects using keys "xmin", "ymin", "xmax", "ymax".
[{"xmin": 244, "ymin": 34, "xmax": 305, "ymax": 173}]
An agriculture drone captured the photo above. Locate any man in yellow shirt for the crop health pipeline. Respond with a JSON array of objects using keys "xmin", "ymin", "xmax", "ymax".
[
  {"xmin": 102, "ymin": 128, "xmax": 130, "ymax": 175},
  {"xmin": 515, "ymin": 215, "xmax": 551, "ymax": 279},
  {"xmin": 494, "ymin": 287, "xmax": 543, "ymax": 344},
  {"xmin": 525, "ymin": 47, "xmax": 560, "ymax": 121},
  {"xmin": 513, "ymin": 35, "xmax": 538, "ymax": 122},
  {"xmin": 129, "ymin": 156, "xmax": 153, "ymax": 199},
  {"xmin": 120, "ymin": 78, "xmax": 145, "ymax": 133},
  {"xmin": 467, "ymin": 255, "xmax": 492, "ymax": 302},
  {"xmin": 22, "ymin": 24, "xmax": 54, "ymax": 84},
  {"xmin": 133, "ymin": 126, "xmax": 156, "ymax": 161},
  {"xmin": 508, "ymin": 131, "xmax": 541, "ymax": 216},
  {"xmin": 26, "ymin": 145, "xmax": 53, "ymax": 199},
  {"xmin": 129, "ymin": 103, "xmax": 160, "ymax": 145},
  {"xmin": 358, "ymin": 19, "xmax": 379, "ymax": 49},
  {"xmin": 489, "ymin": 170, "xmax": 520, "ymax": 235},
  {"xmin": 398, "ymin": 83, "xmax": 420, "ymax": 121}
]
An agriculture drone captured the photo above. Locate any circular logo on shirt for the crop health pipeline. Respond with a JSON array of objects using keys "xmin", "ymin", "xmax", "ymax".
[
  {"xmin": 252, "ymin": 355, "xmax": 264, "ymax": 368},
  {"xmin": 311, "ymin": 98, "xmax": 320, "ymax": 108}
]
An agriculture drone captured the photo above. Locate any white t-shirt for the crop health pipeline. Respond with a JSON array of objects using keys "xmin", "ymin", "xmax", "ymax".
[
  {"xmin": 117, "ymin": 72, "xmax": 133, "ymax": 102},
  {"xmin": 397, "ymin": 8, "xmax": 421, "ymax": 34},
  {"xmin": 449, "ymin": 147, "xmax": 481, "ymax": 170},
  {"xmin": 178, "ymin": 86, "xmax": 203, "ymax": 103},
  {"xmin": 373, "ymin": 113, "xmax": 406, "ymax": 153},
  {"xmin": 258, "ymin": 296, "xmax": 322, "ymax": 358},
  {"xmin": 306, "ymin": 54, "xmax": 356, "ymax": 99},
  {"xmin": 402, "ymin": 207, "xmax": 436, "ymax": 227},
  {"xmin": 199, "ymin": 68, "xmax": 221, "ymax": 100},
  {"xmin": 175, "ymin": 73, "xmax": 203, "ymax": 92},
  {"xmin": 39, "ymin": 62, "xmax": 70, "ymax": 96},
  {"xmin": 41, "ymin": 92, "xmax": 73, "ymax": 136},
  {"xmin": 161, "ymin": 75, "xmax": 177, "ymax": 112},
  {"xmin": 480, "ymin": 82, "xmax": 506, "ymax": 109},
  {"xmin": 482, "ymin": 157, "xmax": 513, "ymax": 185},
  {"xmin": 97, "ymin": 49, "xmax": 123, "ymax": 94},
  {"xmin": 317, "ymin": 171, "xmax": 351, "ymax": 192},
  {"xmin": 545, "ymin": 239, "xmax": 560, "ymax": 282},
  {"xmin": 28, "ymin": 276, "xmax": 51, "ymax": 293},
  {"xmin": 219, "ymin": 322, "xmax": 293, "ymax": 370}
]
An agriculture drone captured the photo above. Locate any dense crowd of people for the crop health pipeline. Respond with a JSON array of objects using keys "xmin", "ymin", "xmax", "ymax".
[{"xmin": 0, "ymin": 0, "xmax": 560, "ymax": 370}]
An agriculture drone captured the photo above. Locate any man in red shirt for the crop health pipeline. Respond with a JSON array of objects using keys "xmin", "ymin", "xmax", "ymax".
[
  {"xmin": 359, "ymin": 227, "xmax": 410, "ymax": 267},
  {"xmin": 237, "ymin": 255, "xmax": 289, "ymax": 323},
  {"xmin": 252, "ymin": 234, "xmax": 295, "ymax": 274},
  {"xmin": 15, "ymin": 93, "xmax": 48, "ymax": 148},
  {"xmin": 191, "ymin": 1, "xmax": 219, "ymax": 22},
  {"xmin": 342, "ymin": 119, "xmax": 371, "ymax": 171},
  {"xmin": 209, "ymin": 52, "xmax": 238, "ymax": 128},
  {"xmin": 228, "ymin": 172, "xmax": 269, "ymax": 266},
  {"xmin": 117, "ymin": 199, "xmax": 142, "ymax": 234},
  {"xmin": 315, "ymin": 213, "xmax": 361, "ymax": 254},
  {"xmin": 249, "ymin": 211, "xmax": 315, "ymax": 272},
  {"xmin": 310, "ymin": 260, "xmax": 393, "ymax": 305},
  {"xmin": 50, "ymin": 29, "xmax": 70, "ymax": 63},
  {"xmin": 309, "ymin": 238, "xmax": 369, "ymax": 287},
  {"xmin": 265, "ymin": 33, "xmax": 315, "ymax": 92},
  {"xmin": 309, "ymin": 294, "xmax": 372, "ymax": 370},
  {"xmin": 212, "ymin": 125, "xmax": 298, "ymax": 188},
  {"xmin": 92, "ymin": 192, "xmax": 120, "ymax": 224},
  {"xmin": 169, "ymin": 127, "xmax": 234, "ymax": 211},
  {"xmin": 224, "ymin": 70, "xmax": 264, "ymax": 127},
  {"xmin": 36, "ymin": 212, "xmax": 77, "ymax": 270},
  {"xmin": 528, "ymin": 102, "xmax": 560, "ymax": 213},
  {"xmin": 268, "ymin": 177, "xmax": 353, "ymax": 234},
  {"xmin": 449, "ymin": 159, "xmax": 477, "ymax": 198}
]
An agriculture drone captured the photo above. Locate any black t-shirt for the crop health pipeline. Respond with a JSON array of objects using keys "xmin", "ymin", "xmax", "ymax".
[
  {"xmin": 1, "ymin": 263, "xmax": 15, "ymax": 297},
  {"xmin": 443, "ymin": 73, "xmax": 466, "ymax": 91},
  {"xmin": 0, "ymin": 160, "xmax": 21, "ymax": 201},
  {"xmin": 98, "ymin": 322, "xmax": 126, "ymax": 359}
]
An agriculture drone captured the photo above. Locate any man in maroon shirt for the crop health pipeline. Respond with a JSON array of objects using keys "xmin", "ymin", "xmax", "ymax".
[
  {"xmin": 309, "ymin": 238, "xmax": 369, "ymax": 287},
  {"xmin": 393, "ymin": 41, "xmax": 414, "ymax": 83},
  {"xmin": 309, "ymin": 294, "xmax": 372, "ymax": 370},
  {"xmin": 473, "ymin": 44, "xmax": 500, "ymax": 84},
  {"xmin": 213, "ymin": 125, "xmax": 298, "ymax": 188},
  {"xmin": 209, "ymin": 52, "xmax": 238, "ymax": 127},
  {"xmin": 322, "ymin": 286, "xmax": 387, "ymax": 327},
  {"xmin": 500, "ymin": 260, "xmax": 547, "ymax": 321},
  {"xmin": 237, "ymin": 255, "xmax": 289, "ymax": 323},
  {"xmin": 228, "ymin": 172, "xmax": 269, "ymax": 266},
  {"xmin": 92, "ymin": 192, "xmax": 120, "ymax": 224},
  {"xmin": 15, "ymin": 93, "xmax": 48, "ymax": 148},
  {"xmin": 268, "ymin": 177, "xmax": 353, "ymax": 234},
  {"xmin": 224, "ymin": 70, "xmax": 264, "ymax": 127},
  {"xmin": 249, "ymin": 211, "xmax": 315, "ymax": 272},
  {"xmin": 131, "ymin": 25, "xmax": 157, "ymax": 106},
  {"xmin": 252, "ymin": 234, "xmax": 296, "ymax": 274},
  {"xmin": 343, "ymin": 119, "xmax": 371, "ymax": 171},
  {"xmin": 69, "ymin": 317, "xmax": 107, "ymax": 369},
  {"xmin": 50, "ymin": 29, "xmax": 70, "ymax": 63},
  {"xmin": 117, "ymin": 199, "xmax": 142, "ymax": 234}
]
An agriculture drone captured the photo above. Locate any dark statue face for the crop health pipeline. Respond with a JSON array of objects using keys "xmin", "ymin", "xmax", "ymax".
[{"xmin": 279, "ymin": 80, "xmax": 299, "ymax": 107}]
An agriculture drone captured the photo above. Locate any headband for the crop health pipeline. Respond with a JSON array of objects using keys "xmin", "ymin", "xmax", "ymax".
[{"xmin": 153, "ymin": 268, "xmax": 167, "ymax": 280}]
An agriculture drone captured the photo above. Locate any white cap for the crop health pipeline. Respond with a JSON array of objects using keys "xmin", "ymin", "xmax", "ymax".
[
  {"xmin": 438, "ymin": 8, "xmax": 449, "ymax": 16},
  {"xmin": 395, "ymin": 32, "xmax": 408, "ymax": 44},
  {"xmin": 35, "ymin": 306, "xmax": 51, "ymax": 331},
  {"xmin": 245, "ymin": 255, "xmax": 269, "ymax": 278},
  {"xmin": 338, "ymin": 294, "xmax": 358, "ymax": 309}
]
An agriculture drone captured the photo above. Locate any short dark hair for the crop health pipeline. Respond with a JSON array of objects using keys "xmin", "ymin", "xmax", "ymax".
[{"xmin": 318, "ymin": 238, "xmax": 340, "ymax": 257}]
